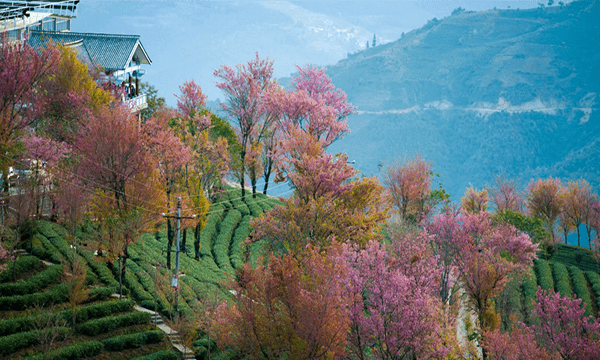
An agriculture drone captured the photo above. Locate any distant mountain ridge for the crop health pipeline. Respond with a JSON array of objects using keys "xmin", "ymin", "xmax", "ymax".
[{"xmin": 324, "ymin": 1, "xmax": 600, "ymax": 199}]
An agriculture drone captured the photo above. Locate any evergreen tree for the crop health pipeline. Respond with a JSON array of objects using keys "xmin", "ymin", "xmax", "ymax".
[
  {"xmin": 373, "ymin": 34, "xmax": 377, "ymax": 47},
  {"xmin": 366, "ymin": 41, "xmax": 369, "ymax": 49}
]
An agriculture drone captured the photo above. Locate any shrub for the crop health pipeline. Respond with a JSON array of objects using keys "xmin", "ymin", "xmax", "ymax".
[
  {"xmin": 0, "ymin": 255, "xmax": 39, "ymax": 282},
  {"xmin": 552, "ymin": 262, "xmax": 572, "ymax": 298},
  {"xmin": 229, "ymin": 190, "xmax": 250, "ymax": 216},
  {"xmin": 102, "ymin": 330, "xmax": 164, "ymax": 351},
  {"xmin": 585, "ymin": 271, "xmax": 600, "ymax": 310},
  {"xmin": 213, "ymin": 209, "xmax": 241, "ymax": 273},
  {"xmin": 130, "ymin": 350, "xmax": 179, "ymax": 360},
  {"xmin": 75, "ymin": 311, "xmax": 151, "ymax": 336},
  {"xmin": 0, "ymin": 327, "xmax": 69, "ymax": 357},
  {"xmin": 534, "ymin": 259, "xmax": 553, "ymax": 291},
  {"xmin": 199, "ymin": 211, "xmax": 222, "ymax": 258},
  {"xmin": 569, "ymin": 266, "xmax": 593, "ymax": 316},
  {"xmin": 78, "ymin": 250, "xmax": 121, "ymax": 291},
  {"xmin": 30, "ymin": 234, "xmax": 64, "ymax": 264},
  {"xmin": 521, "ymin": 271, "xmax": 538, "ymax": 325},
  {"xmin": 125, "ymin": 266, "xmax": 155, "ymax": 306},
  {"xmin": 0, "ymin": 264, "xmax": 62, "ymax": 296},
  {"xmin": 86, "ymin": 286, "xmax": 115, "ymax": 303},
  {"xmin": 0, "ymin": 299, "xmax": 133, "ymax": 337},
  {"xmin": 24, "ymin": 340, "xmax": 103, "ymax": 360},
  {"xmin": 230, "ymin": 216, "xmax": 251, "ymax": 269},
  {"xmin": 0, "ymin": 283, "xmax": 69, "ymax": 311},
  {"xmin": 74, "ymin": 299, "xmax": 135, "ymax": 323}
]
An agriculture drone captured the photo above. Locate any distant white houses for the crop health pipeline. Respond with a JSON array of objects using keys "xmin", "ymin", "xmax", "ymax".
[{"xmin": 0, "ymin": 1, "xmax": 152, "ymax": 119}]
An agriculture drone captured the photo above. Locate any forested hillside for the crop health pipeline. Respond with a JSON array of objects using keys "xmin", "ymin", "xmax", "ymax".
[{"xmin": 326, "ymin": 1, "xmax": 600, "ymax": 199}]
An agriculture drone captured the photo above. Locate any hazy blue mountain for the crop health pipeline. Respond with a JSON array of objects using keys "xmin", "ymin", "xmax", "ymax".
[{"xmin": 324, "ymin": 1, "xmax": 600, "ymax": 201}]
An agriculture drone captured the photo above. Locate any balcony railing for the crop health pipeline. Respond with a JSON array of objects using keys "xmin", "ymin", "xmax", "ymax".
[{"xmin": 124, "ymin": 93, "xmax": 147, "ymax": 113}]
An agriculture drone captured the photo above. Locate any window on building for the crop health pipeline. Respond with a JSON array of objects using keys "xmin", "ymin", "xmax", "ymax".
[
  {"xmin": 56, "ymin": 19, "xmax": 70, "ymax": 32},
  {"xmin": 42, "ymin": 20, "xmax": 55, "ymax": 31}
]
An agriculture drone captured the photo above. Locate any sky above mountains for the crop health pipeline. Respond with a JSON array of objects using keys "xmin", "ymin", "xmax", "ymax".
[{"xmin": 74, "ymin": 0, "xmax": 541, "ymax": 105}]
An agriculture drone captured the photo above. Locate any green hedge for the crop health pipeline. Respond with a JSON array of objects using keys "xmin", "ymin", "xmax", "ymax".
[
  {"xmin": 552, "ymin": 262, "xmax": 572, "ymax": 298},
  {"xmin": 0, "ymin": 299, "xmax": 134, "ymax": 337},
  {"xmin": 102, "ymin": 330, "xmax": 164, "ymax": 351},
  {"xmin": 79, "ymin": 250, "xmax": 122, "ymax": 291},
  {"xmin": 569, "ymin": 266, "xmax": 593, "ymax": 316},
  {"xmin": 75, "ymin": 311, "xmax": 151, "ymax": 336},
  {"xmin": 213, "ymin": 209, "xmax": 242, "ymax": 274},
  {"xmin": 0, "ymin": 327, "xmax": 69, "ymax": 357},
  {"xmin": 131, "ymin": 350, "xmax": 179, "ymax": 360},
  {"xmin": 24, "ymin": 340, "xmax": 103, "ymax": 360},
  {"xmin": 0, "ymin": 264, "xmax": 62, "ymax": 296},
  {"xmin": 521, "ymin": 270, "xmax": 538, "ymax": 324},
  {"xmin": 245, "ymin": 196, "xmax": 264, "ymax": 217},
  {"xmin": 0, "ymin": 255, "xmax": 39, "ymax": 282},
  {"xmin": 230, "ymin": 216, "xmax": 251, "ymax": 269},
  {"xmin": 199, "ymin": 209, "xmax": 223, "ymax": 258},
  {"xmin": 586, "ymin": 271, "xmax": 600, "ymax": 310},
  {"xmin": 229, "ymin": 190, "xmax": 250, "ymax": 216},
  {"xmin": 125, "ymin": 266, "xmax": 157, "ymax": 308},
  {"xmin": 534, "ymin": 259, "xmax": 554, "ymax": 291},
  {"xmin": 30, "ymin": 234, "xmax": 65, "ymax": 264},
  {"xmin": 0, "ymin": 283, "xmax": 69, "ymax": 311}
]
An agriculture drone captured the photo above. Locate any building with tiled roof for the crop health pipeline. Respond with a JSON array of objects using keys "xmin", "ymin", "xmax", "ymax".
[
  {"xmin": 27, "ymin": 30, "xmax": 152, "ymax": 114},
  {"xmin": 1, "ymin": 1, "xmax": 152, "ymax": 117}
]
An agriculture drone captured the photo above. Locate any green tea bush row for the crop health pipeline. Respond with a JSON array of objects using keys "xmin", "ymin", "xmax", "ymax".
[
  {"xmin": 34, "ymin": 221, "xmax": 61, "ymax": 239},
  {"xmin": 102, "ymin": 330, "xmax": 164, "ymax": 351},
  {"xmin": 0, "ymin": 283, "xmax": 69, "ymax": 310},
  {"xmin": 75, "ymin": 311, "xmax": 151, "ymax": 336},
  {"xmin": 569, "ymin": 266, "xmax": 593, "ymax": 316},
  {"xmin": 30, "ymin": 234, "xmax": 65, "ymax": 264},
  {"xmin": 131, "ymin": 350, "xmax": 179, "ymax": 360},
  {"xmin": 0, "ymin": 327, "xmax": 70, "ymax": 357},
  {"xmin": 552, "ymin": 262, "xmax": 573, "ymax": 298},
  {"xmin": 125, "ymin": 266, "xmax": 156, "ymax": 306},
  {"xmin": 194, "ymin": 337, "xmax": 217, "ymax": 358},
  {"xmin": 0, "ymin": 264, "xmax": 62, "ymax": 296},
  {"xmin": 0, "ymin": 299, "xmax": 134, "ymax": 337},
  {"xmin": 586, "ymin": 271, "xmax": 600, "ymax": 310},
  {"xmin": 24, "ymin": 340, "xmax": 103, "ymax": 360},
  {"xmin": 213, "ymin": 209, "xmax": 242, "ymax": 274},
  {"xmin": 244, "ymin": 196, "xmax": 264, "ymax": 217},
  {"xmin": 534, "ymin": 259, "xmax": 554, "ymax": 291},
  {"xmin": 86, "ymin": 286, "xmax": 116, "ymax": 303},
  {"xmin": 199, "ymin": 212, "xmax": 221, "ymax": 258},
  {"xmin": 521, "ymin": 271, "xmax": 538, "ymax": 324},
  {"xmin": 230, "ymin": 216, "xmax": 251, "ymax": 269},
  {"xmin": 79, "ymin": 251, "xmax": 122, "ymax": 291},
  {"xmin": 0, "ymin": 255, "xmax": 39, "ymax": 282},
  {"xmin": 128, "ymin": 261, "xmax": 170, "ymax": 314},
  {"xmin": 229, "ymin": 190, "xmax": 250, "ymax": 216}
]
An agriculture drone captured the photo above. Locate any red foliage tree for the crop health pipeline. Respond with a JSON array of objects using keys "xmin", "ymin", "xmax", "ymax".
[
  {"xmin": 383, "ymin": 154, "xmax": 433, "ymax": 223},
  {"xmin": 489, "ymin": 176, "xmax": 524, "ymax": 213},
  {"xmin": 0, "ymin": 35, "xmax": 59, "ymax": 181},
  {"xmin": 214, "ymin": 53, "xmax": 276, "ymax": 199},
  {"xmin": 526, "ymin": 178, "xmax": 562, "ymax": 243},
  {"xmin": 212, "ymin": 246, "xmax": 352, "ymax": 359},
  {"xmin": 336, "ymin": 238, "xmax": 450, "ymax": 360}
]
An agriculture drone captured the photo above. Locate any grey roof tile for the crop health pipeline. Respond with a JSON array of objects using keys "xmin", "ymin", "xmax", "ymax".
[{"xmin": 27, "ymin": 30, "xmax": 151, "ymax": 71}]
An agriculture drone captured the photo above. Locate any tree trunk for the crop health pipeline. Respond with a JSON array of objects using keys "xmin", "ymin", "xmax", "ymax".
[
  {"xmin": 263, "ymin": 159, "xmax": 273, "ymax": 195},
  {"xmin": 240, "ymin": 149, "xmax": 246, "ymax": 201},
  {"xmin": 194, "ymin": 223, "xmax": 201, "ymax": 260}
]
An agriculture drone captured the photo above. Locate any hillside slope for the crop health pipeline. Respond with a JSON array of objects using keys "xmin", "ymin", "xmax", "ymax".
[{"xmin": 326, "ymin": 1, "xmax": 600, "ymax": 199}]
